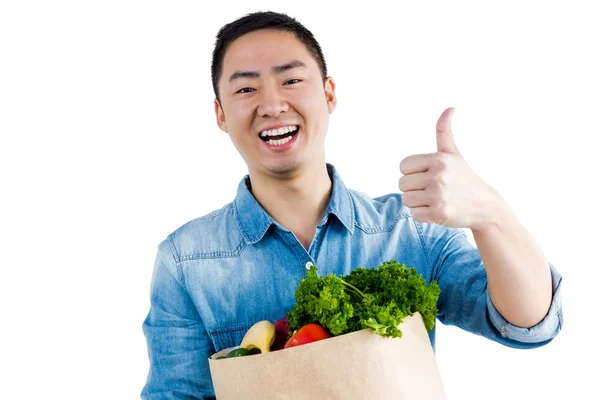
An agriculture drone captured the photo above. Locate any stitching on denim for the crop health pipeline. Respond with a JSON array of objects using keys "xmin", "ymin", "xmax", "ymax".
[
  {"xmin": 196, "ymin": 204, "xmax": 230, "ymax": 221},
  {"xmin": 179, "ymin": 240, "xmax": 246, "ymax": 260},
  {"xmin": 176, "ymin": 261, "xmax": 187, "ymax": 291},
  {"xmin": 348, "ymin": 189, "xmax": 411, "ymax": 233},
  {"xmin": 413, "ymin": 218, "xmax": 432, "ymax": 269},
  {"xmin": 167, "ymin": 234, "xmax": 181, "ymax": 264},
  {"xmin": 209, "ymin": 321, "xmax": 255, "ymax": 336},
  {"xmin": 273, "ymin": 228, "xmax": 306, "ymax": 267},
  {"xmin": 259, "ymin": 219, "xmax": 271, "ymax": 242},
  {"xmin": 166, "ymin": 234, "xmax": 188, "ymax": 290},
  {"xmin": 347, "ymin": 189, "xmax": 356, "ymax": 232},
  {"xmin": 209, "ymin": 315, "xmax": 274, "ymax": 335},
  {"xmin": 234, "ymin": 198, "xmax": 272, "ymax": 244},
  {"xmin": 232, "ymin": 199, "xmax": 250, "ymax": 242},
  {"xmin": 354, "ymin": 213, "xmax": 411, "ymax": 234}
]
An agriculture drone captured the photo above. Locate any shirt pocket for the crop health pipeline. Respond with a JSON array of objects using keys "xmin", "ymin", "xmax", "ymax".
[{"xmin": 208, "ymin": 321, "xmax": 256, "ymax": 352}]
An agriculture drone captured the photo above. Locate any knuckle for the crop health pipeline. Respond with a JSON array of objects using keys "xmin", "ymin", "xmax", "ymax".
[
  {"xmin": 431, "ymin": 153, "xmax": 449, "ymax": 170},
  {"xmin": 416, "ymin": 209, "xmax": 434, "ymax": 223},
  {"xmin": 401, "ymin": 193, "xmax": 410, "ymax": 207},
  {"xmin": 411, "ymin": 208, "xmax": 425, "ymax": 221},
  {"xmin": 431, "ymin": 173, "xmax": 447, "ymax": 189},
  {"xmin": 429, "ymin": 185, "xmax": 442, "ymax": 199},
  {"xmin": 438, "ymin": 193, "xmax": 449, "ymax": 207},
  {"xmin": 432, "ymin": 206, "xmax": 448, "ymax": 222},
  {"xmin": 402, "ymin": 192, "xmax": 414, "ymax": 207}
]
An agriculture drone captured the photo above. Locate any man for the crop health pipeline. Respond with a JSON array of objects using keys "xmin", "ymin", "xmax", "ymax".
[{"xmin": 141, "ymin": 10, "xmax": 563, "ymax": 399}]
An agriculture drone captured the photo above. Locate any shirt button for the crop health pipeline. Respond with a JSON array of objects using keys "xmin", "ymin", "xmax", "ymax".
[{"xmin": 305, "ymin": 261, "xmax": 314, "ymax": 270}]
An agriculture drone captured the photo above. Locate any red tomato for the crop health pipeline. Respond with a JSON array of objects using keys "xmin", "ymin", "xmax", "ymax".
[{"xmin": 284, "ymin": 323, "xmax": 331, "ymax": 349}]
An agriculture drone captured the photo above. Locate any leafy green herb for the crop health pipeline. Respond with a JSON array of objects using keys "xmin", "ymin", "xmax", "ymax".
[{"xmin": 287, "ymin": 261, "xmax": 441, "ymax": 338}]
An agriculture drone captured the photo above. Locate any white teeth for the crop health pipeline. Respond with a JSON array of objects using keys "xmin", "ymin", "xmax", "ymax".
[
  {"xmin": 260, "ymin": 125, "xmax": 298, "ymax": 137},
  {"xmin": 267, "ymin": 135, "xmax": 294, "ymax": 146}
]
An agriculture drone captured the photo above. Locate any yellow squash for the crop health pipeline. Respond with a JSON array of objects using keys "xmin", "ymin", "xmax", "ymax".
[{"xmin": 239, "ymin": 320, "xmax": 276, "ymax": 353}]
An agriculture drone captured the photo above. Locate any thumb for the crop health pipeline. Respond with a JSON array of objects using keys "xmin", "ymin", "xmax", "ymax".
[{"xmin": 436, "ymin": 107, "xmax": 459, "ymax": 153}]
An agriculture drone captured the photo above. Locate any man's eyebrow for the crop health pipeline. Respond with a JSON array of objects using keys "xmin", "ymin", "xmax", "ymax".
[
  {"xmin": 271, "ymin": 60, "xmax": 307, "ymax": 74},
  {"xmin": 229, "ymin": 71, "xmax": 260, "ymax": 82},
  {"xmin": 228, "ymin": 60, "xmax": 307, "ymax": 83}
]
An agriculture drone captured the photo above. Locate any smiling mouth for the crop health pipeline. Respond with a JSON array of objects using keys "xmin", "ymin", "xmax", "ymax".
[{"xmin": 259, "ymin": 125, "xmax": 299, "ymax": 145}]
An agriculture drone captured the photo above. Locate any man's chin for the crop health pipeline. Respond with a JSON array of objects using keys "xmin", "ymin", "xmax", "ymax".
[
  {"xmin": 262, "ymin": 159, "xmax": 304, "ymax": 177},
  {"xmin": 269, "ymin": 164, "xmax": 300, "ymax": 176}
]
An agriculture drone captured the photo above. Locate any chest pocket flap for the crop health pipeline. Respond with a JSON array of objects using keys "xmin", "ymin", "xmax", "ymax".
[{"xmin": 208, "ymin": 321, "xmax": 256, "ymax": 352}]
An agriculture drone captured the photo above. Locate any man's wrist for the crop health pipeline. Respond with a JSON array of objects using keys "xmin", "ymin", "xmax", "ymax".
[{"xmin": 470, "ymin": 186, "xmax": 512, "ymax": 234}]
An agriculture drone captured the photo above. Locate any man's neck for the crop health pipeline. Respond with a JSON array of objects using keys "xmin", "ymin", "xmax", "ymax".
[{"xmin": 248, "ymin": 163, "xmax": 333, "ymax": 245}]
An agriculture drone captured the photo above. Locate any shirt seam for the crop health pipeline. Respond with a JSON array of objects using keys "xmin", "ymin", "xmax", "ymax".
[
  {"xmin": 233, "ymin": 197, "xmax": 252, "ymax": 242},
  {"xmin": 354, "ymin": 213, "xmax": 411, "ymax": 233},
  {"xmin": 179, "ymin": 241, "xmax": 246, "ymax": 260},
  {"xmin": 196, "ymin": 204, "xmax": 231, "ymax": 221},
  {"xmin": 208, "ymin": 321, "xmax": 255, "ymax": 336},
  {"xmin": 166, "ymin": 234, "xmax": 187, "ymax": 291},
  {"xmin": 273, "ymin": 228, "xmax": 307, "ymax": 266},
  {"xmin": 166, "ymin": 234, "xmax": 181, "ymax": 263},
  {"xmin": 412, "ymin": 218, "xmax": 433, "ymax": 272},
  {"xmin": 347, "ymin": 187, "xmax": 356, "ymax": 232},
  {"xmin": 233, "ymin": 197, "xmax": 270, "ymax": 243}
]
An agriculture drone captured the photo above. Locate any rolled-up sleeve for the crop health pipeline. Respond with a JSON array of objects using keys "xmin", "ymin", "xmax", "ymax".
[
  {"xmin": 486, "ymin": 262, "xmax": 563, "ymax": 343},
  {"xmin": 422, "ymin": 222, "xmax": 563, "ymax": 349}
]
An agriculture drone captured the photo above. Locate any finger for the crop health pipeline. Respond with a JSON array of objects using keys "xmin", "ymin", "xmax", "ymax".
[
  {"xmin": 436, "ymin": 107, "xmax": 459, "ymax": 154},
  {"xmin": 399, "ymin": 154, "xmax": 431, "ymax": 175},
  {"xmin": 398, "ymin": 172, "xmax": 429, "ymax": 192},
  {"xmin": 410, "ymin": 206, "xmax": 431, "ymax": 223},
  {"xmin": 401, "ymin": 190, "xmax": 430, "ymax": 208}
]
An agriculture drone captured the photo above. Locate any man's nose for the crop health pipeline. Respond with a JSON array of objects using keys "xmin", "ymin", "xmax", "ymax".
[{"xmin": 257, "ymin": 86, "xmax": 289, "ymax": 117}]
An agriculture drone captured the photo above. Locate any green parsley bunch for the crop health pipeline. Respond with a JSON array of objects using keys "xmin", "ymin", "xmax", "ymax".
[{"xmin": 287, "ymin": 261, "xmax": 441, "ymax": 338}]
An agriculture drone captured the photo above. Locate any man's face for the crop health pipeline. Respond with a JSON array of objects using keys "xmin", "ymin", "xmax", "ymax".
[{"xmin": 215, "ymin": 29, "xmax": 336, "ymax": 177}]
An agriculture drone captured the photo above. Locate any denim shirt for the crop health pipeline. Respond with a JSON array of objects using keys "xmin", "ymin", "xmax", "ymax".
[{"xmin": 141, "ymin": 163, "xmax": 563, "ymax": 399}]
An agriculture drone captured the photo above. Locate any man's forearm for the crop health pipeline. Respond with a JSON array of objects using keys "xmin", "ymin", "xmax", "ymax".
[{"xmin": 471, "ymin": 193, "xmax": 552, "ymax": 328}]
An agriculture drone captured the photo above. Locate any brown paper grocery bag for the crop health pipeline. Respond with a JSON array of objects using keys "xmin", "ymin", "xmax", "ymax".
[{"xmin": 208, "ymin": 312, "xmax": 446, "ymax": 399}]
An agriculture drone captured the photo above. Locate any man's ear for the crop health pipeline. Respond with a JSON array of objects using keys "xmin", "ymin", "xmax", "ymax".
[
  {"xmin": 214, "ymin": 99, "xmax": 228, "ymax": 133},
  {"xmin": 324, "ymin": 77, "xmax": 337, "ymax": 114}
]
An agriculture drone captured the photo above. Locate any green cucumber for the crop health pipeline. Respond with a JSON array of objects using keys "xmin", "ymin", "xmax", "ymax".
[{"xmin": 225, "ymin": 347, "xmax": 253, "ymax": 358}]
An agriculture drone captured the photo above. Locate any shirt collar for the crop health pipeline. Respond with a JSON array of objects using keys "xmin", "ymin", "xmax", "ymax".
[
  {"xmin": 234, "ymin": 163, "xmax": 355, "ymax": 244},
  {"xmin": 321, "ymin": 163, "xmax": 355, "ymax": 234}
]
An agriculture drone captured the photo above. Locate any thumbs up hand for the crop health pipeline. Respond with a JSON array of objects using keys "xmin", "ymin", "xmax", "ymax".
[{"xmin": 398, "ymin": 107, "xmax": 502, "ymax": 230}]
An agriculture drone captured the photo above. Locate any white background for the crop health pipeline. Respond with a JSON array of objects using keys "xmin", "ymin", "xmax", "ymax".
[{"xmin": 1, "ymin": 1, "xmax": 598, "ymax": 399}]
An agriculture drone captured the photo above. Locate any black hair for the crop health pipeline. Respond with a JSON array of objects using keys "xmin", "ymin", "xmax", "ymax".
[{"xmin": 211, "ymin": 11, "xmax": 328, "ymax": 103}]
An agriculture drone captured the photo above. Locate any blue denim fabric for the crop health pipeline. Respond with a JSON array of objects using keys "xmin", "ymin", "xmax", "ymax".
[{"xmin": 141, "ymin": 163, "xmax": 563, "ymax": 399}]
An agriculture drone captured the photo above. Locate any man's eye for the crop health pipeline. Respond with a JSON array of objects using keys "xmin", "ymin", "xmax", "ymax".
[
  {"xmin": 237, "ymin": 88, "xmax": 255, "ymax": 94},
  {"xmin": 285, "ymin": 79, "xmax": 301, "ymax": 85}
]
